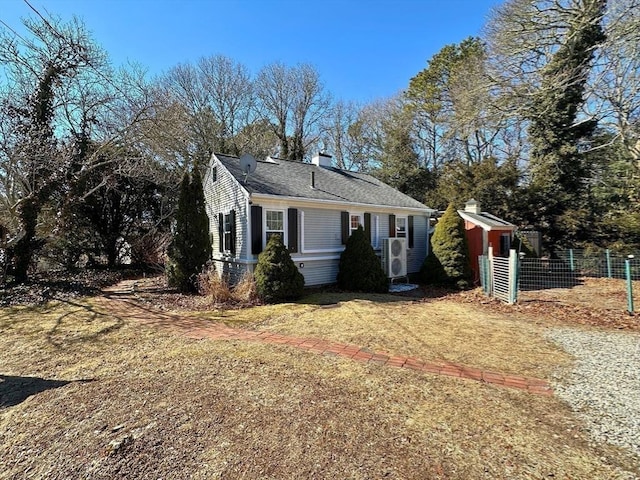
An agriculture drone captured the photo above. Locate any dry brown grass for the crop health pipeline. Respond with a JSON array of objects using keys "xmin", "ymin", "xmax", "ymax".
[
  {"xmin": 1, "ymin": 297, "xmax": 638, "ymax": 479},
  {"xmin": 231, "ymin": 271, "xmax": 260, "ymax": 304},
  {"xmin": 189, "ymin": 293, "xmax": 569, "ymax": 379},
  {"xmin": 197, "ymin": 266, "xmax": 234, "ymax": 303},
  {"xmin": 519, "ymin": 276, "xmax": 639, "ymax": 312},
  {"xmin": 197, "ymin": 267, "xmax": 259, "ymax": 306}
]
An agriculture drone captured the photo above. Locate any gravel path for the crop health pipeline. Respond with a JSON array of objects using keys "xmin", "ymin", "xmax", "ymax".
[{"xmin": 546, "ymin": 328, "xmax": 640, "ymax": 459}]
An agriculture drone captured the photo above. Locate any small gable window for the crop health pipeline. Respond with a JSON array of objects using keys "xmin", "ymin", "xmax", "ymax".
[{"xmin": 211, "ymin": 166, "xmax": 217, "ymax": 183}]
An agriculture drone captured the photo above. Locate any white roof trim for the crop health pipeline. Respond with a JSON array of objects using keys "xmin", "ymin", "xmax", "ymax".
[
  {"xmin": 251, "ymin": 192, "xmax": 434, "ymax": 215},
  {"xmin": 458, "ymin": 210, "xmax": 516, "ymax": 231}
]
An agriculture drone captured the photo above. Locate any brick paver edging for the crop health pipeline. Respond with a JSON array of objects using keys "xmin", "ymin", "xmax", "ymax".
[{"xmin": 99, "ymin": 282, "xmax": 553, "ymax": 396}]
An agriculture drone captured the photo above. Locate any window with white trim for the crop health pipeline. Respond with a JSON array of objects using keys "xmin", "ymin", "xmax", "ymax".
[
  {"xmin": 350, "ymin": 213, "xmax": 362, "ymax": 235},
  {"xmin": 396, "ymin": 216, "xmax": 407, "ymax": 238},
  {"xmin": 265, "ymin": 209, "xmax": 285, "ymax": 245}
]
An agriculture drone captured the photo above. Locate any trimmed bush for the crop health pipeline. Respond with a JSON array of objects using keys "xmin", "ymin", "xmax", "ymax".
[
  {"xmin": 337, "ymin": 226, "xmax": 388, "ymax": 293},
  {"xmin": 421, "ymin": 203, "xmax": 472, "ymax": 289},
  {"xmin": 254, "ymin": 234, "xmax": 305, "ymax": 303}
]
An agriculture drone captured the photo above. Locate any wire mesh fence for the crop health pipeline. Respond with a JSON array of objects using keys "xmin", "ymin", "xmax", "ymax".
[
  {"xmin": 517, "ymin": 248, "xmax": 639, "ymax": 313},
  {"xmin": 555, "ymin": 249, "xmax": 640, "ymax": 280}
]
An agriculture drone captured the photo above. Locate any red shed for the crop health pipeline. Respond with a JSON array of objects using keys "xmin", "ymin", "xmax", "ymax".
[{"xmin": 458, "ymin": 199, "xmax": 516, "ymax": 284}]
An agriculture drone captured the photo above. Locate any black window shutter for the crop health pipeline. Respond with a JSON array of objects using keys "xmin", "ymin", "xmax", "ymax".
[
  {"xmin": 218, "ymin": 213, "xmax": 224, "ymax": 252},
  {"xmin": 388, "ymin": 214, "xmax": 396, "ymax": 238},
  {"xmin": 288, "ymin": 208, "xmax": 298, "ymax": 253},
  {"xmin": 251, "ymin": 205, "xmax": 263, "ymax": 255},
  {"xmin": 408, "ymin": 215, "xmax": 414, "ymax": 248},
  {"xmin": 341, "ymin": 211, "xmax": 349, "ymax": 245},
  {"xmin": 230, "ymin": 209, "xmax": 236, "ymax": 255},
  {"xmin": 364, "ymin": 213, "xmax": 371, "ymax": 243}
]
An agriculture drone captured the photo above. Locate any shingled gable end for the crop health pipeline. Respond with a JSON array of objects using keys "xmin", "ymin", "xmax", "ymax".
[{"xmin": 202, "ymin": 152, "xmax": 435, "ymax": 286}]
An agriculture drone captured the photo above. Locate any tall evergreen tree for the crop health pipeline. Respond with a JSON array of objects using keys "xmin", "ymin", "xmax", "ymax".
[
  {"xmin": 167, "ymin": 167, "xmax": 212, "ymax": 292},
  {"xmin": 374, "ymin": 108, "xmax": 433, "ymax": 202}
]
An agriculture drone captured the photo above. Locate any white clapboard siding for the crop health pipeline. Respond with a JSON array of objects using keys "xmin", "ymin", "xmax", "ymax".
[
  {"xmin": 302, "ymin": 208, "xmax": 342, "ymax": 251},
  {"xmin": 203, "ymin": 160, "xmax": 249, "ymax": 263}
]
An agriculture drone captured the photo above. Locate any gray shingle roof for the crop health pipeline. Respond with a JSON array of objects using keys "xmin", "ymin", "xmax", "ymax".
[
  {"xmin": 215, "ymin": 153, "xmax": 432, "ymax": 211},
  {"xmin": 458, "ymin": 210, "xmax": 515, "ymax": 229}
]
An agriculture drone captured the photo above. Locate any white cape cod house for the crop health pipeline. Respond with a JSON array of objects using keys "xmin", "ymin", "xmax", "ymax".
[{"xmin": 203, "ymin": 152, "xmax": 434, "ymax": 286}]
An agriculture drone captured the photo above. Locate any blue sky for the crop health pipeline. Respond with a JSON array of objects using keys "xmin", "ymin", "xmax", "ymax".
[{"xmin": 1, "ymin": 0, "xmax": 501, "ymax": 103}]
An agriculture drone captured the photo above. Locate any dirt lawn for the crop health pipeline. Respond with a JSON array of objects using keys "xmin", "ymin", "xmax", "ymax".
[
  {"xmin": 1, "ymin": 281, "xmax": 638, "ymax": 479},
  {"xmin": 518, "ymin": 276, "xmax": 640, "ymax": 314}
]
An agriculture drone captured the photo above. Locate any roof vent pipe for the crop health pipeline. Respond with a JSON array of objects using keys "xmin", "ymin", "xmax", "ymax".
[{"xmin": 311, "ymin": 171, "xmax": 315, "ymax": 189}]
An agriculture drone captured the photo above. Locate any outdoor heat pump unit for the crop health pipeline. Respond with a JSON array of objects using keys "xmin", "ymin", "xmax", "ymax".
[{"xmin": 382, "ymin": 237, "xmax": 407, "ymax": 278}]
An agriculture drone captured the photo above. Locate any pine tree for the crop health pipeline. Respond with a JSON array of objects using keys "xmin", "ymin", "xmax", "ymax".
[
  {"xmin": 167, "ymin": 167, "xmax": 212, "ymax": 292},
  {"xmin": 254, "ymin": 234, "xmax": 305, "ymax": 303},
  {"xmin": 421, "ymin": 203, "xmax": 471, "ymax": 288},
  {"xmin": 337, "ymin": 226, "xmax": 388, "ymax": 293}
]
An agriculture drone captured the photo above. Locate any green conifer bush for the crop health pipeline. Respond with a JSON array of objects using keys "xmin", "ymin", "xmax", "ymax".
[
  {"xmin": 337, "ymin": 226, "xmax": 388, "ymax": 293},
  {"xmin": 421, "ymin": 203, "xmax": 471, "ymax": 288},
  {"xmin": 254, "ymin": 234, "xmax": 305, "ymax": 303}
]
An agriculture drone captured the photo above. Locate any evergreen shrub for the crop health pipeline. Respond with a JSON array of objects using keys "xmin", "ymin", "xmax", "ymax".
[
  {"xmin": 421, "ymin": 203, "xmax": 472, "ymax": 289},
  {"xmin": 254, "ymin": 234, "xmax": 304, "ymax": 303},
  {"xmin": 337, "ymin": 226, "xmax": 388, "ymax": 293}
]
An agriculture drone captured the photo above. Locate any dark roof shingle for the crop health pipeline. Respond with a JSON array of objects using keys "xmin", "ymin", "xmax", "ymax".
[{"xmin": 215, "ymin": 153, "xmax": 432, "ymax": 211}]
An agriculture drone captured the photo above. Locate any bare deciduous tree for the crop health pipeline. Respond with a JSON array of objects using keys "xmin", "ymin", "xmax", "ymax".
[{"xmin": 256, "ymin": 62, "xmax": 330, "ymax": 161}]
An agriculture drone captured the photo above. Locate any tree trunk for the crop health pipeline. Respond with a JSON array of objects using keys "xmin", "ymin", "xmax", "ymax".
[{"xmin": 13, "ymin": 197, "xmax": 39, "ymax": 283}]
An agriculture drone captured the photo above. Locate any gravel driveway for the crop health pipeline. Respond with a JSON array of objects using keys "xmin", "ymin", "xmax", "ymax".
[{"xmin": 547, "ymin": 328, "xmax": 640, "ymax": 460}]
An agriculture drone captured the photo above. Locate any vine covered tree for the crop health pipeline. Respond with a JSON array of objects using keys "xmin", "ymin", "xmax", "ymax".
[
  {"xmin": 527, "ymin": 0, "xmax": 607, "ymax": 250},
  {"xmin": 0, "ymin": 16, "xmax": 97, "ymax": 281}
]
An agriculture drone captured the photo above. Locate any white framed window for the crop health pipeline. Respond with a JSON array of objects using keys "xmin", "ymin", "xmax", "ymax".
[
  {"xmin": 350, "ymin": 213, "xmax": 363, "ymax": 235},
  {"xmin": 211, "ymin": 166, "xmax": 217, "ymax": 183},
  {"xmin": 265, "ymin": 209, "xmax": 285, "ymax": 245},
  {"xmin": 396, "ymin": 216, "xmax": 407, "ymax": 238}
]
